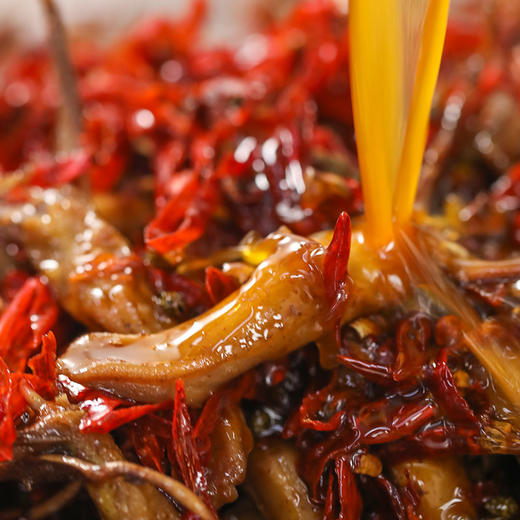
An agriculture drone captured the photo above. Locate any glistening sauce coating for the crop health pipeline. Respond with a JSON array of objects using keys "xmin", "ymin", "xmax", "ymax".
[
  {"xmin": 59, "ymin": 230, "xmax": 334, "ymax": 405},
  {"xmin": 0, "ymin": 186, "xmax": 173, "ymax": 333}
]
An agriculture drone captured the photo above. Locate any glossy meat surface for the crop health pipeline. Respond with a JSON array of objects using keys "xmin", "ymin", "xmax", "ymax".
[
  {"xmin": 0, "ymin": 186, "xmax": 173, "ymax": 333},
  {"xmin": 59, "ymin": 229, "xmax": 331, "ymax": 405}
]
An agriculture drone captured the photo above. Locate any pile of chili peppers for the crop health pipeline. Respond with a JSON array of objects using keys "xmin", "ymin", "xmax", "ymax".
[{"xmin": 1, "ymin": 0, "xmax": 520, "ymax": 518}]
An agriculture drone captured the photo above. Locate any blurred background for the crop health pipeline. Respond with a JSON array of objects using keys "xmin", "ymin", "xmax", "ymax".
[
  {"xmin": 0, "ymin": 0, "xmax": 304, "ymax": 46},
  {"xmin": 0, "ymin": 1, "xmax": 515, "ymax": 51}
]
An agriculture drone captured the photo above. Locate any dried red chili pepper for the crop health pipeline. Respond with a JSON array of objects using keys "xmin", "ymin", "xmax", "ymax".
[
  {"xmin": 428, "ymin": 348, "xmax": 479, "ymax": 427},
  {"xmin": 357, "ymin": 400, "xmax": 436, "ymax": 445},
  {"xmin": 0, "ymin": 328, "xmax": 59, "ymax": 460},
  {"xmin": 128, "ymin": 414, "xmax": 171, "ymax": 473},
  {"xmin": 27, "ymin": 151, "xmax": 89, "ymax": 188},
  {"xmin": 0, "ymin": 358, "xmax": 16, "ymax": 462},
  {"xmin": 323, "ymin": 211, "xmax": 352, "ymax": 343},
  {"xmin": 298, "ymin": 383, "xmax": 346, "ymax": 432},
  {"xmin": 393, "ymin": 313, "xmax": 431, "ymax": 382},
  {"xmin": 79, "ymin": 390, "xmax": 170, "ymax": 434},
  {"xmin": 324, "ymin": 456, "xmax": 362, "ymax": 520},
  {"xmin": 335, "ymin": 457, "xmax": 362, "ymax": 520},
  {"xmin": 145, "ymin": 172, "xmax": 219, "ymax": 254},
  {"xmin": 151, "ymin": 268, "xmax": 210, "ymax": 312},
  {"xmin": 27, "ymin": 331, "xmax": 57, "ymax": 396},
  {"xmin": 337, "ymin": 355, "xmax": 394, "ymax": 385},
  {"xmin": 375, "ymin": 475, "xmax": 415, "ymax": 520},
  {"xmin": 0, "ymin": 277, "xmax": 58, "ymax": 373},
  {"xmin": 204, "ymin": 266, "xmax": 239, "ymax": 305},
  {"xmin": 172, "ymin": 379, "xmax": 216, "ymax": 517}
]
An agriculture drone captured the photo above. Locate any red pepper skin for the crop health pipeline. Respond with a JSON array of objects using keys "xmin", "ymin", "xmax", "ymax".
[{"xmin": 204, "ymin": 267, "xmax": 239, "ymax": 305}]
